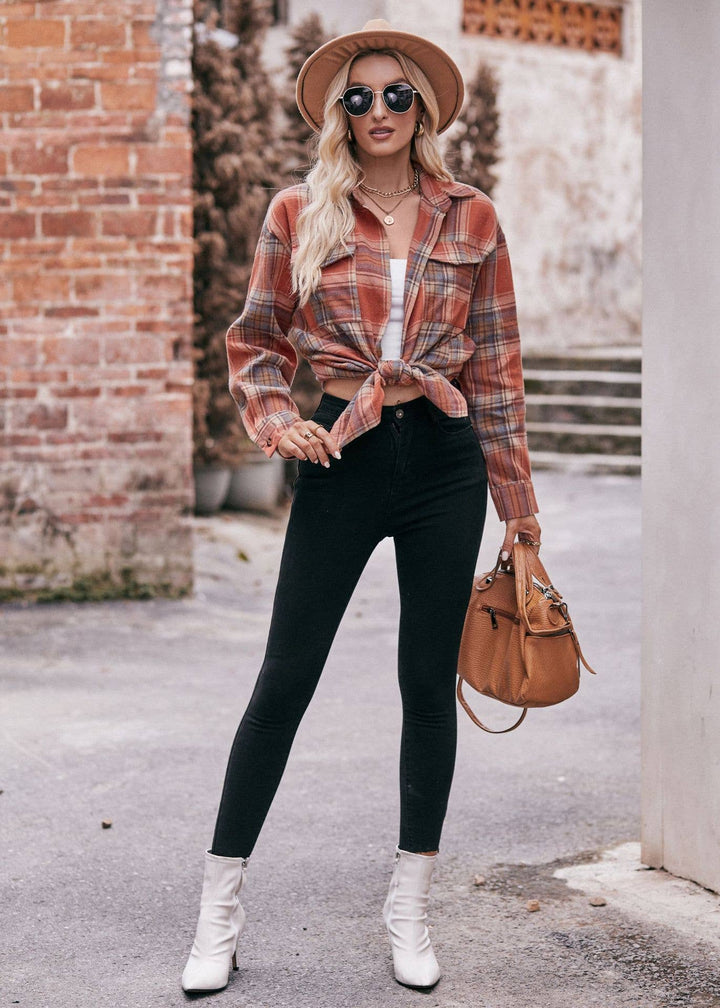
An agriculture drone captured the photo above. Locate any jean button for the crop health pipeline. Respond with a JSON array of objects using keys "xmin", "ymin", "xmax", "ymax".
[{"xmin": 395, "ymin": 408, "xmax": 404, "ymax": 419}]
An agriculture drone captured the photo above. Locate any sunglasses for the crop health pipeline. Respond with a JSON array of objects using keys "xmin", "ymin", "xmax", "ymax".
[{"xmin": 339, "ymin": 82, "xmax": 419, "ymax": 118}]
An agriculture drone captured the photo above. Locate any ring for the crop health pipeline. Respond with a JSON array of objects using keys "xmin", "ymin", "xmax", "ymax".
[
  {"xmin": 303, "ymin": 430, "xmax": 313, "ymax": 439},
  {"xmin": 519, "ymin": 539, "xmax": 541, "ymax": 547}
]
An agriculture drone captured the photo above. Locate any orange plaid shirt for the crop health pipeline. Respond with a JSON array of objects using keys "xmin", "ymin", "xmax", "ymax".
[{"xmin": 226, "ymin": 172, "xmax": 538, "ymax": 521}]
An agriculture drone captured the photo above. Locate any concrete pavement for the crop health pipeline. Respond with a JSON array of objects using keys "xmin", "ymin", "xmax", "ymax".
[{"xmin": 2, "ymin": 470, "xmax": 720, "ymax": 1007}]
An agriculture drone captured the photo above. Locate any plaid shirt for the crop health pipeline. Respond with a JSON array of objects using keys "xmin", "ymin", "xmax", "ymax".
[{"xmin": 226, "ymin": 172, "xmax": 538, "ymax": 520}]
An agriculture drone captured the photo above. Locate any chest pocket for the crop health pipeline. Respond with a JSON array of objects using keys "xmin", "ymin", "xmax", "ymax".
[
  {"xmin": 422, "ymin": 245, "xmax": 486, "ymax": 330},
  {"xmin": 303, "ymin": 243, "xmax": 358, "ymax": 327}
]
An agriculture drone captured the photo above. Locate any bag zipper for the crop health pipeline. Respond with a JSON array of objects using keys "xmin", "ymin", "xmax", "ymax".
[
  {"xmin": 482, "ymin": 604, "xmax": 572, "ymax": 637},
  {"xmin": 482, "ymin": 605, "xmax": 518, "ymax": 629}
]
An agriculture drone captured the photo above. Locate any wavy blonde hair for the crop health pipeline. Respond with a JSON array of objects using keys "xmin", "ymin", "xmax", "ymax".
[{"xmin": 292, "ymin": 50, "xmax": 454, "ymax": 306}]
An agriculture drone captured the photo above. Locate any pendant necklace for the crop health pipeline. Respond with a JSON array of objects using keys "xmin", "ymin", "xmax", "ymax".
[{"xmin": 359, "ymin": 170, "xmax": 419, "ymax": 226}]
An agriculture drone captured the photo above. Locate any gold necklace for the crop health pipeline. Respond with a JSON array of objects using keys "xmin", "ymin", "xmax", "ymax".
[
  {"xmin": 359, "ymin": 172, "xmax": 419, "ymax": 226},
  {"xmin": 360, "ymin": 168, "xmax": 420, "ymax": 199}
]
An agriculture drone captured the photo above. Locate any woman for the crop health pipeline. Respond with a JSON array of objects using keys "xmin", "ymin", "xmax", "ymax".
[{"xmin": 182, "ymin": 19, "xmax": 541, "ymax": 994}]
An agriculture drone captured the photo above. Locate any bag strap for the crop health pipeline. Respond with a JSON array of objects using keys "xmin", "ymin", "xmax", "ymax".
[
  {"xmin": 512, "ymin": 542, "xmax": 597, "ymax": 675},
  {"xmin": 475, "ymin": 550, "xmax": 506, "ymax": 593},
  {"xmin": 456, "ymin": 677, "xmax": 528, "ymax": 733}
]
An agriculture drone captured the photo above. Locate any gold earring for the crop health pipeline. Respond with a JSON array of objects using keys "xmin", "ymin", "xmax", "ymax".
[
  {"xmin": 347, "ymin": 128, "xmax": 353, "ymax": 142},
  {"xmin": 414, "ymin": 121, "xmax": 425, "ymax": 137}
]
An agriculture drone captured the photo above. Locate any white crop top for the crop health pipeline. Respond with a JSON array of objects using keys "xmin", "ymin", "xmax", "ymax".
[{"xmin": 379, "ymin": 258, "xmax": 406, "ymax": 361}]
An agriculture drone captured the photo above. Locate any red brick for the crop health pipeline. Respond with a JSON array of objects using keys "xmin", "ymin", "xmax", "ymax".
[
  {"xmin": 13, "ymin": 273, "xmax": 71, "ymax": 302},
  {"xmin": 6, "ymin": 19, "xmax": 66, "ymax": 47},
  {"xmin": 43, "ymin": 336, "xmax": 100, "ymax": 366},
  {"xmin": 6, "ymin": 434, "xmax": 43, "ymax": 447},
  {"xmin": 4, "ymin": 387, "xmax": 37, "ymax": 399},
  {"xmin": 45, "ymin": 306, "xmax": 99, "ymax": 318},
  {"xmin": 54, "ymin": 385, "xmax": 101, "ymax": 398},
  {"xmin": 101, "ymin": 82, "xmax": 156, "ymax": 111},
  {"xmin": 81, "ymin": 193, "xmax": 132, "ymax": 207},
  {"xmin": 11, "ymin": 402, "xmax": 68, "ymax": 430},
  {"xmin": 58, "ymin": 512, "xmax": 103, "ymax": 525},
  {"xmin": 108, "ymin": 431, "xmax": 163, "ymax": 443},
  {"xmin": 42, "ymin": 177, "xmax": 100, "ymax": 193},
  {"xmin": 1, "ymin": 340, "xmax": 37, "ymax": 372},
  {"xmin": 101, "ymin": 210, "xmax": 156, "ymax": 238},
  {"xmin": 137, "ymin": 274, "xmax": 188, "ymax": 301},
  {"xmin": 131, "ymin": 20, "xmax": 156, "ymax": 48},
  {"xmin": 104, "ymin": 335, "xmax": 163, "ymax": 365},
  {"xmin": 107, "ymin": 49, "xmax": 158, "ymax": 68},
  {"xmin": 12, "ymin": 143, "xmax": 70, "ymax": 175},
  {"xmin": 11, "ymin": 369, "xmax": 68, "ymax": 384},
  {"xmin": 0, "ymin": 212, "xmax": 36, "ymax": 239},
  {"xmin": 0, "ymin": 86, "xmax": 35, "ymax": 112},
  {"xmin": 39, "ymin": 82, "xmax": 95, "ymax": 111},
  {"xmin": 135, "ymin": 145, "xmax": 189, "ymax": 175},
  {"xmin": 74, "ymin": 273, "xmax": 133, "ymax": 300},
  {"xmin": 72, "ymin": 63, "xmax": 132, "ymax": 83},
  {"xmin": 70, "ymin": 21, "xmax": 126, "ymax": 48},
  {"xmin": 85, "ymin": 493, "xmax": 129, "ymax": 508},
  {"xmin": 72, "ymin": 144, "xmax": 130, "ymax": 175},
  {"xmin": 1, "ymin": 2, "xmax": 35, "ymax": 17},
  {"xmin": 110, "ymin": 385, "xmax": 147, "ymax": 397},
  {"xmin": 41, "ymin": 211, "xmax": 95, "ymax": 238}
]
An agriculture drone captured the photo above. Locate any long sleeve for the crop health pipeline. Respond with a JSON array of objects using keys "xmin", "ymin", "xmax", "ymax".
[
  {"xmin": 459, "ymin": 219, "xmax": 538, "ymax": 521},
  {"xmin": 226, "ymin": 200, "xmax": 300, "ymax": 458}
]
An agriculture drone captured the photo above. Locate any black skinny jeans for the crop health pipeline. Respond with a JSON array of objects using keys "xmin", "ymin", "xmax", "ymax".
[{"xmin": 211, "ymin": 394, "xmax": 488, "ymax": 857}]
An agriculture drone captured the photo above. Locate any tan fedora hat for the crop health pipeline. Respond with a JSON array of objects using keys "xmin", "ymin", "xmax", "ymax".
[{"xmin": 295, "ymin": 19, "xmax": 464, "ymax": 135}]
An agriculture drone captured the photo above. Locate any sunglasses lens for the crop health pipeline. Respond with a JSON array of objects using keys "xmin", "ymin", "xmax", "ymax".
[
  {"xmin": 383, "ymin": 83, "xmax": 415, "ymax": 113},
  {"xmin": 342, "ymin": 86, "xmax": 373, "ymax": 117}
]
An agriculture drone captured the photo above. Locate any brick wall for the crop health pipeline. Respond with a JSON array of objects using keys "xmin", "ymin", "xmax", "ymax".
[{"xmin": 0, "ymin": 0, "xmax": 195, "ymax": 600}]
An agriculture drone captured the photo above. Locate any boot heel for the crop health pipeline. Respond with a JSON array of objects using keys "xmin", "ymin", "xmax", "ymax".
[{"xmin": 232, "ymin": 950, "xmax": 238, "ymax": 971}]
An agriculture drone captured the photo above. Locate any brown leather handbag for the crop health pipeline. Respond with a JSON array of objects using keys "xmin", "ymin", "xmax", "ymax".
[{"xmin": 457, "ymin": 542, "xmax": 595, "ymax": 733}]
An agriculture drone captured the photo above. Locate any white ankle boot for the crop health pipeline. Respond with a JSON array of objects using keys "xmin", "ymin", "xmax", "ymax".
[
  {"xmin": 181, "ymin": 851, "xmax": 248, "ymax": 993},
  {"xmin": 382, "ymin": 847, "xmax": 441, "ymax": 988}
]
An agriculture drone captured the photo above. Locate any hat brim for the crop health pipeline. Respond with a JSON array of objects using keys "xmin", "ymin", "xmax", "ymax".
[{"xmin": 296, "ymin": 26, "xmax": 464, "ymax": 135}]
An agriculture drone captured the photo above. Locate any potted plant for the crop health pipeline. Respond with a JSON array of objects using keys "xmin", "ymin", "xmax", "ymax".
[{"xmin": 191, "ymin": 0, "xmax": 284, "ymax": 513}]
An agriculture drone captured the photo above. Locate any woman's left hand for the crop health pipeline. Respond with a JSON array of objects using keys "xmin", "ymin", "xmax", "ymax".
[{"xmin": 501, "ymin": 514, "xmax": 542, "ymax": 561}]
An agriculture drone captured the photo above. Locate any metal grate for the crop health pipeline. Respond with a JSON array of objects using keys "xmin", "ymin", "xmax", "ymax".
[{"xmin": 462, "ymin": 0, "xmax": 623, "ymax": 56}]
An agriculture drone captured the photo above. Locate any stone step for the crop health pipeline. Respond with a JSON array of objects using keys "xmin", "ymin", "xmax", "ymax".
[
  {"xmin": 525, "ymin": 394, "xmax": 642, "ymax": 426},
  {"xmin": 524, "ymin": 346, "xmax": 641, "ymax": 373},
  {"xmin": 526, "ymin": 421, "xmax": 641, "ymax": 456},
  {"xmin": 524, "ymin": 369, "xmax": 641, "ymax": 398},
  {"xmin": 530, "ymin": 450, "xmax": 641, "ymax": 475},
  {"xmin": 521, "ymin": 348, "xmax": 641, "ymax": 466}
]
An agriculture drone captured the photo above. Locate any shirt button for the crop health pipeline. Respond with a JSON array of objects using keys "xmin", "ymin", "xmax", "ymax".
[{"xmin": 395, "ymin": 408, "xmax": 404, "ymax": 419}]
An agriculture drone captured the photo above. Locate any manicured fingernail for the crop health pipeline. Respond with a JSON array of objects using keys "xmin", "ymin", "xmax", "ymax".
[
  {"xmin": 323, "ymin": 461, "xmax": 330, "ymax": 468},
  {"xmin": 333, "ymin": 451, "xmax": 342, "ymax": 459},
  {"xmin": 501, "ymin": 551, "xmax": 509, "ymax": 562}
]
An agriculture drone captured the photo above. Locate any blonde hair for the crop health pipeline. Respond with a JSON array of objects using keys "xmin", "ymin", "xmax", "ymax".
[{"xmin": 292, "ymin": 50, "xmax": 454, "ymax": 306}]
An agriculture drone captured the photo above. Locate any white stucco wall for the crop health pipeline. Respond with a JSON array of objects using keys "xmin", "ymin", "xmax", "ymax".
[{"xmin": 642, "ymin": 0, "xmax": 720, "ymax": 893}]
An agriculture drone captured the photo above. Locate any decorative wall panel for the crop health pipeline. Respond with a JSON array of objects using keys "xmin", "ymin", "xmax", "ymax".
[{"xmin": 462, "ymin": 0, "xmax": 623, "ymax": 56}]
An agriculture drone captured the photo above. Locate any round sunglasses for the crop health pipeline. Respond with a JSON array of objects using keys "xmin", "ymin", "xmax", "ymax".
[{"xmin": 339, "ymin": 82, "xmax": 419, "ymax": 118}]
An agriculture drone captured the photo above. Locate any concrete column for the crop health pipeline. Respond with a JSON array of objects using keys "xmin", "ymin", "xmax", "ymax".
[{"xmin": 642, "ymin": 1, "xmax": 720, "ymax": 892}]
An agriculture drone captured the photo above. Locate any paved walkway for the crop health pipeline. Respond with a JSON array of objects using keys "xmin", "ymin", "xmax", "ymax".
[{"xmin": 2, "ymin": 471, "xmax": 720, "ymax": 1007}]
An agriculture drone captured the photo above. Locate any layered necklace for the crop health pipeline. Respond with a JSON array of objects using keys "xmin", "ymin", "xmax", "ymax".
[{"xmin": 359, "ymin": 168, "xmax": 420, "ymax": 226}]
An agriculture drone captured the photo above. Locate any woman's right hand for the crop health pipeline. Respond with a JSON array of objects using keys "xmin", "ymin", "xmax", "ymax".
[{"xmin": 277, "ymin": 419, "xmax": 342, "ymax": 468}]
